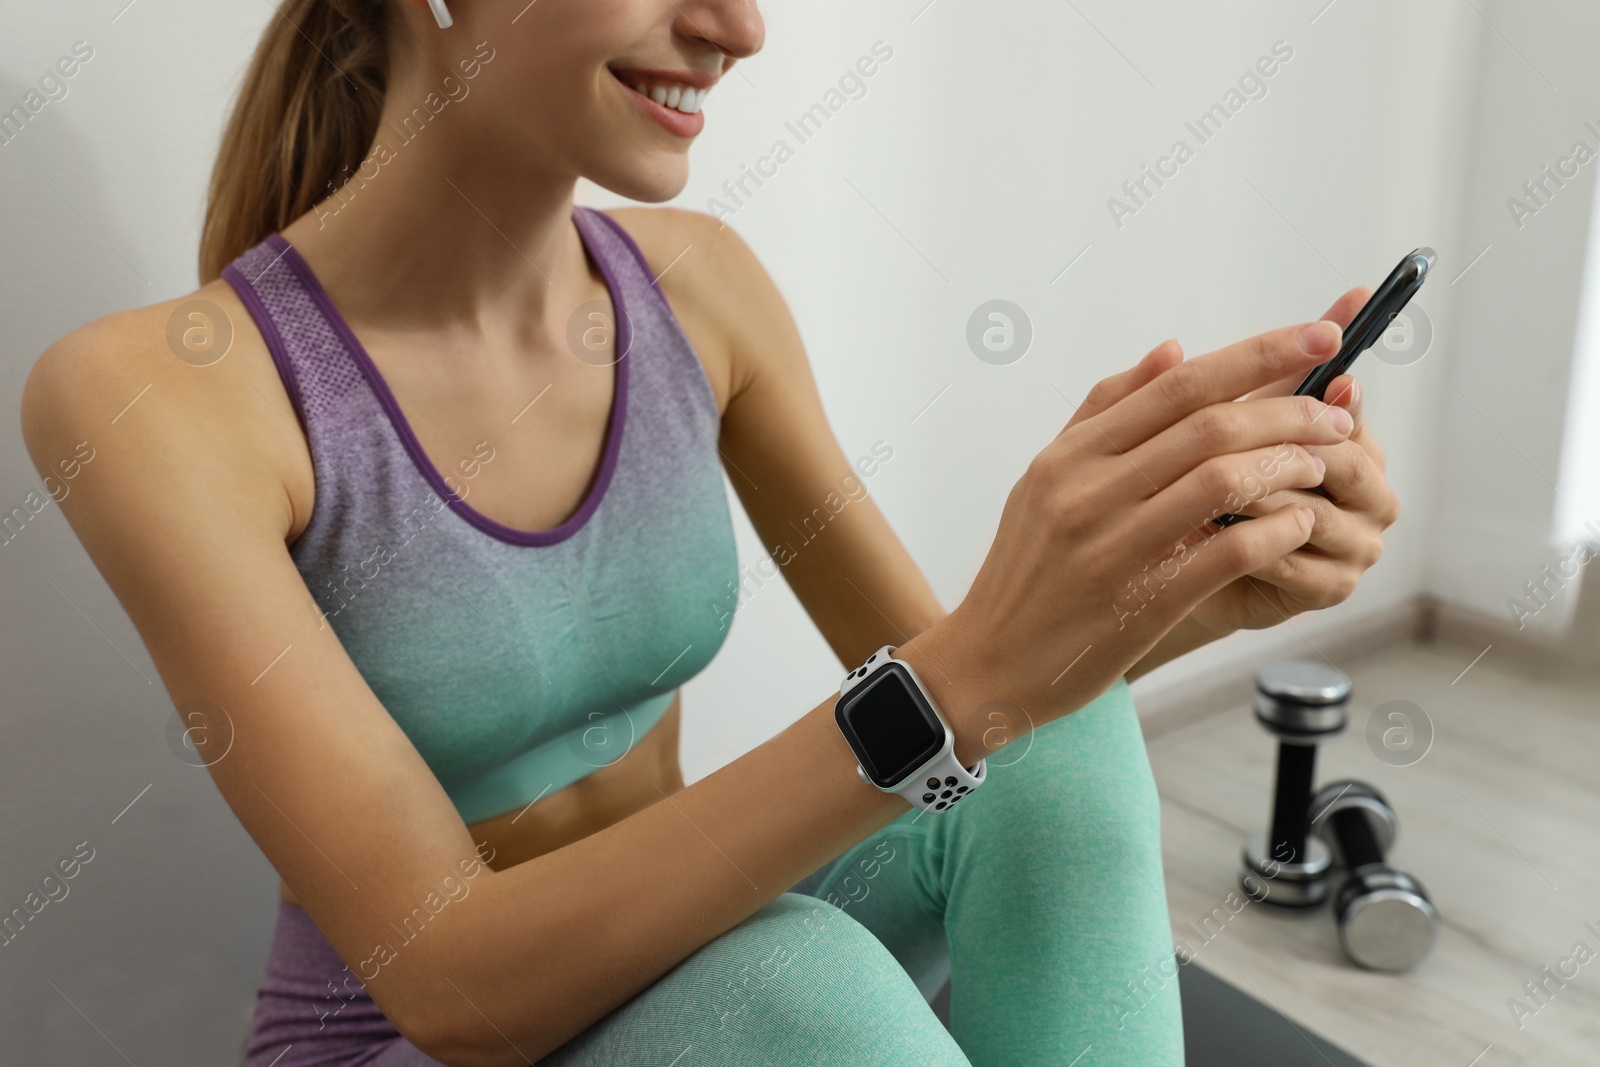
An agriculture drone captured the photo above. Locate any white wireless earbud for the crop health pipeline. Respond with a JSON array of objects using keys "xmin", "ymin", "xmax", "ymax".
[{"xmin": 425, "ymin": 0, "xmax": 453, "ymax": 29}]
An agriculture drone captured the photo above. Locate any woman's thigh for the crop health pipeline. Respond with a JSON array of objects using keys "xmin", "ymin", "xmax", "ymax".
[
  {"xmin": 535, "ymin": 893, "xmax": 970, "ymax": 1066},
  {"xmin": 785, "ymin": 821, "xmax": 951, "ymax": 1000}
]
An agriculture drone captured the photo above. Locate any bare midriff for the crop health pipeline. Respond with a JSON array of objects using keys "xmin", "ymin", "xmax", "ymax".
[{"xmin": 277, "ymin": 695, "xmax": 687, "ymax": 907}]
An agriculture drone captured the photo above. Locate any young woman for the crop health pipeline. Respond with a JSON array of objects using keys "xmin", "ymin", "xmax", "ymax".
[{"xmin": 20, "ymin": 0, "xmax": 1397, "ymax": 1064}]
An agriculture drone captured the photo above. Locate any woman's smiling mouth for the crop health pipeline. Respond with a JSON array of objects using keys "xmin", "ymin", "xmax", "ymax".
[{"xmin": 611, "ymin": 67, "xmax": 716, "ymax": 137}]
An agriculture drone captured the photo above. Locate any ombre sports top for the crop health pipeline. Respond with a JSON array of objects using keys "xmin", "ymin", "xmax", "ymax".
[{"xmin": 220, "ymin": 206, "xmax": 740, "ymax": 825}]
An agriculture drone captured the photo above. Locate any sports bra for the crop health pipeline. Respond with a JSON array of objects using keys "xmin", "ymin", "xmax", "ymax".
[{"xmin": 220, "ymin": 205, "xmax": 740, "ymax": 825}]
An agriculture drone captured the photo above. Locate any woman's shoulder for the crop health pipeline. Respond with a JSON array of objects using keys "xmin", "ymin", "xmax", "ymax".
[
  {"xmin": 21, "ymin": 278, "xmax": 307, "ymax": 542},
  {"xmin": 24, "ymin": 285, "xmax": 219, "ymax": 447},
  {"xmin": 598, "ymin": 204, "xmax": 785, "ymax": 307},
  {"xmin": 596, "ymin": 205, "xmax": 797, "ymax": 412},
  {"xmin": 596, "ymin": 204, "xmax": 731, "ymax": 262}
]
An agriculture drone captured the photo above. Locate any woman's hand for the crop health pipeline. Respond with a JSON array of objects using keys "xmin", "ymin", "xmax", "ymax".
[
  {"xmin": 1184, "ymin": 286, "xmax": 1401, "ymax": 636},
  {"xmin": 902, "ymin": 318, "xmax": 1359, "ymax": 762}
]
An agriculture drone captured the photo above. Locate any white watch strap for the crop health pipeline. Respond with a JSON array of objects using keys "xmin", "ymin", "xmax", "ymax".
[
  {"xmin": 840, "ymin": 644, "xmax": 987, "ymax": 813},
  {"xmin": 838, "ymin": 644, "xmax": 897, "ymax": 697},
  {"xmin": 884, "ymin": 745, "xmax": 987, "ymax": 813}
]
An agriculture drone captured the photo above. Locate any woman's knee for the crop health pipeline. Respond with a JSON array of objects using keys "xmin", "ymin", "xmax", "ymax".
[
  {"xmin": 961, "ymin": 682, "xmax": 1163, "ymax": 876},
  {"xmin": 684, "ymin": 894, "xmax": 969, "ymax": 1065}
]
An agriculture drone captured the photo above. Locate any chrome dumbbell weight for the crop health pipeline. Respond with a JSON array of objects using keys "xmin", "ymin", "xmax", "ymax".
[
  {"xmin": 1241, "ymin": 661, "xmax": 1352, "ymax": 908},
  {"xmin": 1310, "ymin": 779, "xmax": 1439, "ymax": 971}
]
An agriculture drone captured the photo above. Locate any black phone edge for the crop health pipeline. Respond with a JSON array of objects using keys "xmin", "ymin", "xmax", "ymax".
[
  {"xmin": 1291, "ymin": 247, "xmax": 1435, "ymax": 400},
  {"xmin": 1211, "ymin": 246, "xmax": 1436, "ymax": 528}
]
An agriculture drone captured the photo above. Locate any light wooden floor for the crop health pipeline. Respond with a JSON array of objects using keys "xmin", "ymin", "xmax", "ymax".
[{"xmin": 1145, "ymin": 638, "xmax": 1600, "ymax": 1067}]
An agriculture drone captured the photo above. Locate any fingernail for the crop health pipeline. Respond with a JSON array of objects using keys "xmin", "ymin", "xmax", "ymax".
[
  {"xmin": 1329, "ymin": 406, "xmax": 1354, "ymax": 433},
  {"xmin": 1296, "ymin": 321, "xmax": 1337, "ymax": 356},
  {"xmin": 1313, "ymin": 454, "xmax": 1325, "ymax": 475}
]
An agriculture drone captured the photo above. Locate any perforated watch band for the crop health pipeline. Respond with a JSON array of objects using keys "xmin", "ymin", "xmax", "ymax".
[{"xmin": 839, "ymin": 645, "xmax": 987, "ymax": 813}]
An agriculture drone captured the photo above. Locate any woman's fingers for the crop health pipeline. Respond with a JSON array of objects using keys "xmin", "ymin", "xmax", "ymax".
[
  {"xmin": 1320, "ymin": 285, "xmax": 1375, "ymax": 331},
  {"xmin": 1060, "ymin": 338, "xmax": 1183, "ymax": 436},
  {"xmin": 1320, "ymin": 433, "xmax": 1397, "ymax": 525},
  {"xmin": 1247, "ymin": 548, "xmax": 1364, "ymax": 613},
  {"xmin": 1121, "ymin": 393, "xmax": 1354, "ymax": 493},
  {"xmin": 1319, "ymin": 373, "xmax": 1363, "ymax": 433},
  {"xmin": 1149, "ymin": 503, "xmax": 1318, "ymax": 616},
  {"xmin": 1226, "ymin": 482, "xmax": 1382, "ymax": 564},
  {"xmin": 1244, "ymin": 286, "xmax": 1374, "ymax": 401},
  {"xmin": 1133, "ymin": 442, "xmax": 1329, "ymax": 548},
  {"xmin": 1090, "ymin": 320, "xmax": 1341, "ymax": 449}
]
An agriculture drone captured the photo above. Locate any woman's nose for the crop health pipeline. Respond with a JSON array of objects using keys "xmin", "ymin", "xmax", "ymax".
[{"xmin": 674, "ymin": 0, "xmax": 765, "ymax": 62}]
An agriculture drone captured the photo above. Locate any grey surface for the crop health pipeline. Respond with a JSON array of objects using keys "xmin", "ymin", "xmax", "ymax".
[
  {"xmin": 1178, "ymin": 960, "xmax": 1370, "ymax": 1067},
  {"xmin": 0, "ymin": 66, "xmax": 278, "ymax": 1066},
  {"xmin": 928, "ymin": 961, "xmax": 1372, "ymax": 1066}
]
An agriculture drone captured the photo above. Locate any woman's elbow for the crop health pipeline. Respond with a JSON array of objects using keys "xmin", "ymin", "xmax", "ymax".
[
  {"xmin": 406, "ymin": 1007, "xmax": 505, "ymax": 1067},
  {"xmin": 414, "ymin": 1011, "xmax": 560, "ymax": 1067},
  {"xmin": 393, "ymin": 958, "xmax": 559, "ymax": 1067}
]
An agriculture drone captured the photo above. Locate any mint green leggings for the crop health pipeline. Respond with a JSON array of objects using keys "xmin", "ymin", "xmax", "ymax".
[{"xmin": 535, "ymin": 677, "xmax": 1185, "ymax": 1066}]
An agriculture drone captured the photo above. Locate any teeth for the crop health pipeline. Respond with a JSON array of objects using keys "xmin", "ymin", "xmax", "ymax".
[{"xmin": 624, "ymin": 75, "xmax": 707, "ymax": 115}]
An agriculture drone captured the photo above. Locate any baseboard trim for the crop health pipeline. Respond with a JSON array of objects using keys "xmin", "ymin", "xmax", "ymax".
[
  {"xmin": 1420, "ymin": 594, "xmax": 1600, "ymax": 681},
  {"xmin": 1133, "ymin": 597, "xmax": 1431, "ymax": 743},
  {"xmin": 1133, "ymin": 593, "xmax": 1599, "ymax": 743}
]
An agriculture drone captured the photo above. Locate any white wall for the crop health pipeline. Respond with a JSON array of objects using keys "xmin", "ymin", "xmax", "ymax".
[
  {"xmin": 1422, "ymin": 0, "xmax": 1600, "ymax": 636},
  {"xmin": 2, "ymin": 0, "xmax": 1592, "ymax": 1061},
  {"xmin": 1557, "ymin": 182, "xmax": 1600, "ymax": 549},
  {"xmin": 1, "ymin": 5, "xmax": 296, "ymax": 1062}
]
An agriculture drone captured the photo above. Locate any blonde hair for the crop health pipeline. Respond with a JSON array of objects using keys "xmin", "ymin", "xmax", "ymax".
[{"xmin": 198, "ymin": 1, "xmax": 401, "ymax": 283}]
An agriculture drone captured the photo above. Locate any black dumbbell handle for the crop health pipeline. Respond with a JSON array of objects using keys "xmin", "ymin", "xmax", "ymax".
[
  {"xmin": 1269, "ymin": 742, "xmax": 1316, "ymax": 862},
  {"xmin": 1329, "ymin": 806, "xmax": 1385, "ymax": 869}
]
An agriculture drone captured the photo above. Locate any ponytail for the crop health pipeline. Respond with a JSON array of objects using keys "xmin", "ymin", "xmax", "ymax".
[{"xmin": 198, "ymin": 0, "xmax": 396, "ymax": 283}]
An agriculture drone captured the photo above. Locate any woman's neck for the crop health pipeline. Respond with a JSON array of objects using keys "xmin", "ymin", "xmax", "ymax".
[{"xmin": 278, "ymin": 112, "xmax": 595, "ymax": 351}]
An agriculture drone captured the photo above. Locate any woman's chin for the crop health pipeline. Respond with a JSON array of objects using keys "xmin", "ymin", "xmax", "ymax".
[{"xmin": 586, "ymin": 156, "xmax": 691, "ymax": 205}]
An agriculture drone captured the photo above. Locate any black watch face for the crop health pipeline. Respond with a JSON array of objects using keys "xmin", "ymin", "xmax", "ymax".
[{"xmin": 835, "ymin": 663, "xmax": 946, "ymax": 787}]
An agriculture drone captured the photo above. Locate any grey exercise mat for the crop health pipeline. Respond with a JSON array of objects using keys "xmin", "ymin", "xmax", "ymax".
[
  {"xmin": 928, "ymin": 959, "xmax": 1373, "ymax": 1065},
  {"xmin": 1178, "ymin": 959, "xmax": 1371, "ymax": 1065}
]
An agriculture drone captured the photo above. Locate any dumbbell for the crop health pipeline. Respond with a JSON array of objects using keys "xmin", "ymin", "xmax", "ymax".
[
  {"xmin": 1240, "ymin": 661, "xmax": 1351, "ymax": 909},
  {"xmin": 1310, "ymin": 779, "xmax": 1439, "ymax": 971}
]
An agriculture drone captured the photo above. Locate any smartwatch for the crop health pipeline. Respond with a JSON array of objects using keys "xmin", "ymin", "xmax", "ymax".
[{"xmin": 833, "ymin": 644, "xmax": 986, "ymax": 813}]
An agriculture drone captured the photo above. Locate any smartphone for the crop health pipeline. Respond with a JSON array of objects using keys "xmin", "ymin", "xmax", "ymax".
[{"xmin": 1213, "ymin": 246, "xmax": 1435, "ymax": 527}]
